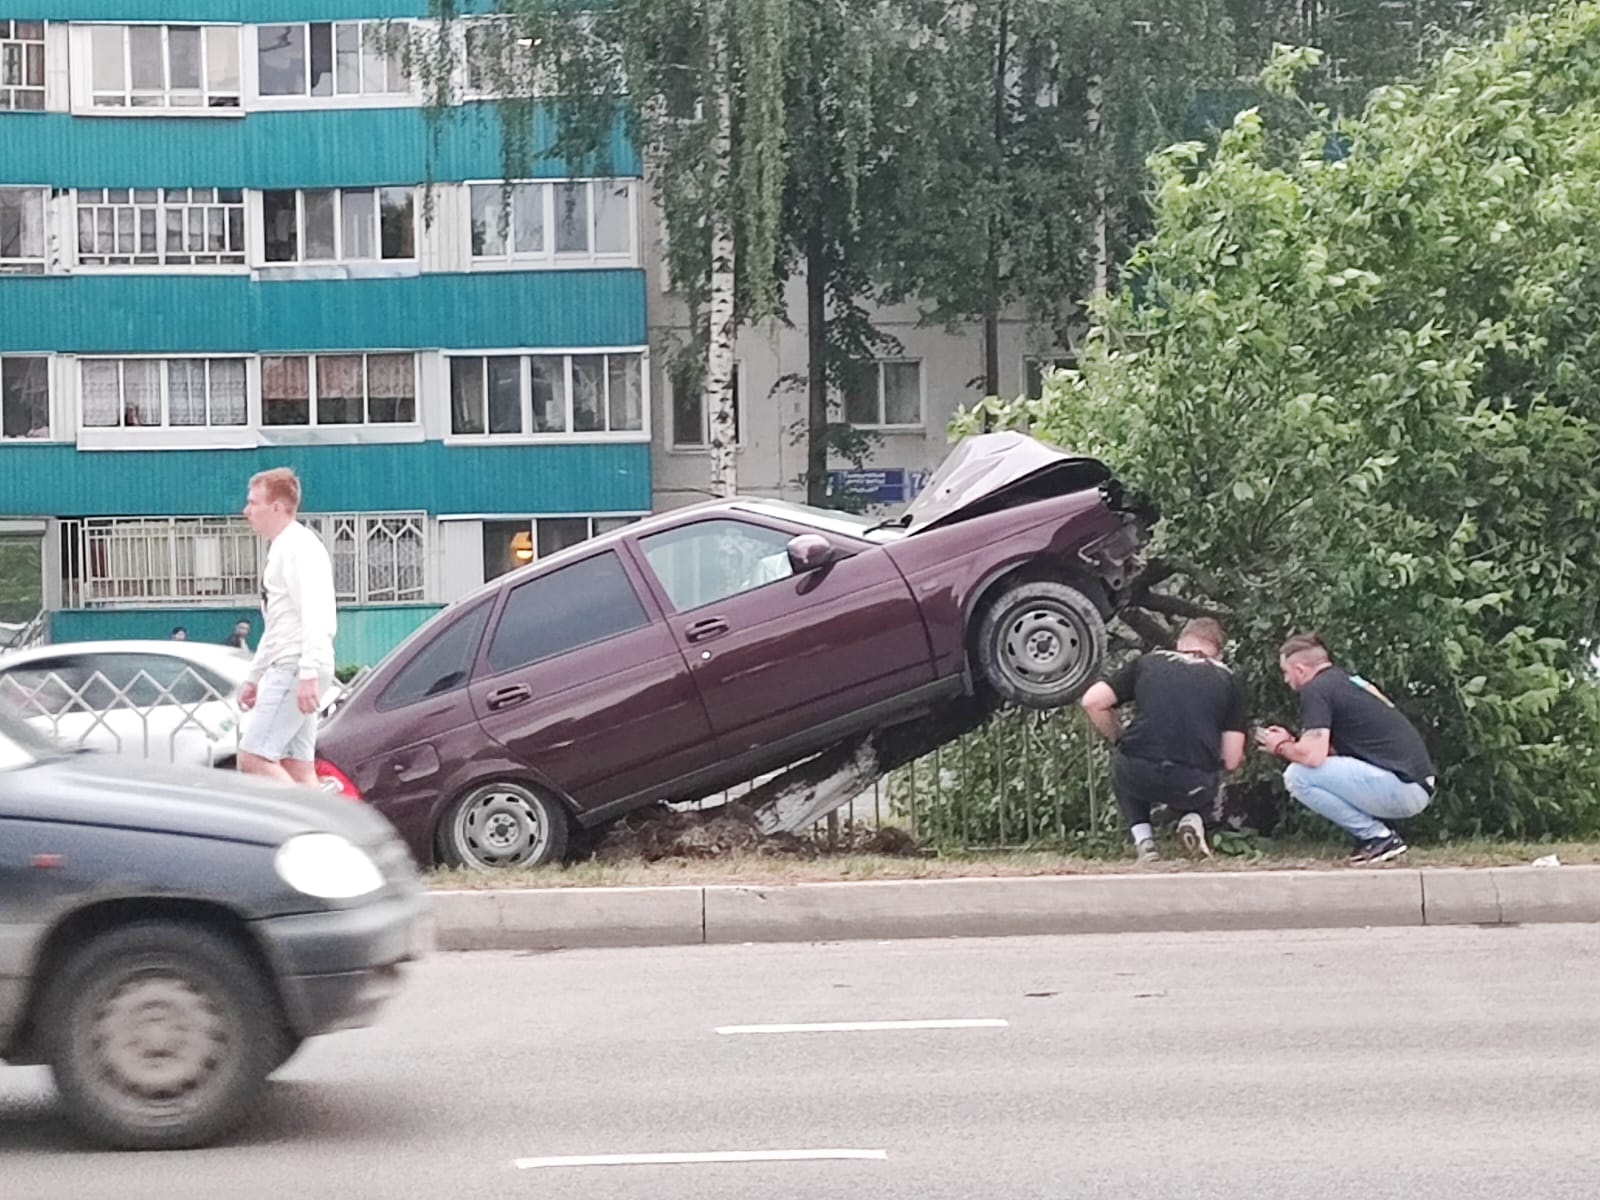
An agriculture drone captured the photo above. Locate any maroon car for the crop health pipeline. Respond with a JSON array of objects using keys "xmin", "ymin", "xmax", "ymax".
[{"xmin": 316, "ymin": 432, "xmax": 1155, "ymax": 869}]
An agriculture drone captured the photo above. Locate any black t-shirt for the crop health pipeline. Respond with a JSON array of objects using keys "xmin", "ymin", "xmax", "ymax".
[
  {"xmin": 1297, "ymin": 667, "xmax": 1436, "ymax": 786},
  {"xmin": 1107, "ymin": 650, "xmax": 1248, "ymax": 772}
]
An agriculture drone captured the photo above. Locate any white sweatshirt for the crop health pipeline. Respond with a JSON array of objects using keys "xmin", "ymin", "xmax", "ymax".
[{"xmin": 249, "ymin": 519, "xmax": 338, "ymax": 683}]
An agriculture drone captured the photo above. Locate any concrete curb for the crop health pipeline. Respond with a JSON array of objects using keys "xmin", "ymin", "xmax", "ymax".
[{"xmin": 427, "ymin": 865, "xmax": 1600, "ymax": 952}]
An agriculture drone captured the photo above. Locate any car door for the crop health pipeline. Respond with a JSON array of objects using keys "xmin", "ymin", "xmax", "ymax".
[
  {"xmin": 630, "ymin": 516, "xmax": 935, "ymax": 759},
  {"xmin": 468, "ymin": 548, "xmax": 717, "ymax": 814}
]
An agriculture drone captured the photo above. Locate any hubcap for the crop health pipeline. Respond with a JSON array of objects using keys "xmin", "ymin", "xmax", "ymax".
[
  {"xmin": 1000, "ymin": 604, "xmax": 1088, "ymax": 688},
  {"xmin": 457, "ymin": 788, "xmax": 548, "ymax": 868},
  {"xmin": 93, "ymin": 975, "xmax": 225, "ymax": 1102}
]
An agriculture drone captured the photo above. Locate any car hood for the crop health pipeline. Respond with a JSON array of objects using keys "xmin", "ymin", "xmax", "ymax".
[
  {"xmin": 901, "ymin": 431, "xmax": 1114, "ymax": 533},
  {"xmin": 3, "ymin": 749, "xmax": 397, "ymax": 849}
]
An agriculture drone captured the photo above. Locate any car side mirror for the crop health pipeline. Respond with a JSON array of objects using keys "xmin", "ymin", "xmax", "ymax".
[{"xmin": 786, "ymin": 533, "xmax": 836, "ymax": 573}]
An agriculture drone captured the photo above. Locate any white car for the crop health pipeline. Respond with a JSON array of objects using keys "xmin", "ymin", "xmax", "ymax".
[{"xmin": 0, "ymin": 640, "xmax": 259, "ymax": 767}]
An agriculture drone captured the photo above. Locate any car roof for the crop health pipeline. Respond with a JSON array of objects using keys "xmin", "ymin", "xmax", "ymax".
[{"xmin": 0, "ymin": 639, "xmax": 253, "ymax": 678}]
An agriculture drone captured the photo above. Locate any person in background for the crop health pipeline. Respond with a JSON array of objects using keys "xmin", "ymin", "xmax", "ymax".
[
  {"xmin": 1080, "ymin": 617, "xmax": 1248, "ymax": 863},
  {"xmin": 169, "ymin": 626, "xmax": 187, "ymax": 641},
  {"xmin": 222, "ymin": 619, "xmax": 252, "ymax": 651}
]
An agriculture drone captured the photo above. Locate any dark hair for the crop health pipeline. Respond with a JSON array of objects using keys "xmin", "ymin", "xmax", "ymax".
[
  {"xmin": 1179, "ymin": 617, "xmax": 1225, "ymax": 652},
  {"xmin": 170, "ymin": 626, "xmax": 187, "ymax": 636},
  {"xmin": 1279, "ymin": 631, "xmax": 1330, "ymax": 662}
]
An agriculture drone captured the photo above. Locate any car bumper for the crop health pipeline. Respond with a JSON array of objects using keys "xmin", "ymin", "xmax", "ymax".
[{"xmin": 254, "ymin": 888, "xmax": 433, "ymax": 1037}]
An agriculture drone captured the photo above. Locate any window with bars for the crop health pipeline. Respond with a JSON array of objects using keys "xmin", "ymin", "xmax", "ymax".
[
  {"xmin": 1, "ymin": 20, "xmax": 45, "ymax": 110},
  {"xmin": 86, "ymin": 23, "xmax": 241, "ymax": 111},
  {"xmin": 468, "ymin": 179, "xmax": 634, "ymax": 266},
  {"xmin": 80, "ymin": 358, "xmax": 248, "ymax": 429},
  {"xmin": 0, "ymin": 187, "xmax": 47, "ymax": 274},
  {"xmin": 262, "ymin": 187, "xmax": 415, "ymax": 263},
  {"xmin": 448, "ymin": 351, "xmax": 644, "ymax": 438},
  {"xmin": 76, "ymin": 188, "xmax": 246, "ymax": 267},
  {"xmin": 261, "ymin": 353, "xmax": 416, "ymax": 426},
  {"xmin": 61, "ymin": 512, "xmax": 427, "ymax": 608}
]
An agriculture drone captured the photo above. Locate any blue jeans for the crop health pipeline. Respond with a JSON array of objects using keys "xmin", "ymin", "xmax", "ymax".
[{"xmin": 1283, "ymin": 757, "xmax": 1431, "ymax": 841}]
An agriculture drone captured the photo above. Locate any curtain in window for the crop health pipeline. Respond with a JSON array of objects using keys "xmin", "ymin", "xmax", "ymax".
[
  {"xmin": 121, "ymin": 360, "xmax": 162, "ymax": 426},
  {"xmin": 167, "ymin": 359, "xmax": 207, "ymax": 426},
  {"xmin": 607, "ymin": 354, "xmax": 643, "ymax": 432},
  {"xmin": 571, "ymin": 355, "xmax": 605, "ymax": 432},
  {"xmin": 80, "ymin": 360, "xmax": 121, "ymax": 427},
  {"xmin": 262, "ymin": 355, "xmax": 310, "ymax": 425},
  {"xmin": 210, "ymin": 359, "xmax": 247, "ymax": 425},
  {"xmin": 316, "ymin": 354, "xmax": 364, "ymax": 424},
  {"xmin": 365, "ymin": 353, "xmax": 414, "ymax": 423}
]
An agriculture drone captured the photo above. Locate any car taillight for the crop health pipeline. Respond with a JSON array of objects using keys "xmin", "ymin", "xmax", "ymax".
[{"xmin": 315, "ymin": 758, "xmax": 362, "ymax": 802}]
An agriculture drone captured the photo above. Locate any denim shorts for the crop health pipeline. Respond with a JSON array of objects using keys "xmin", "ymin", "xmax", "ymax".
[{"xmin": 239, "ymin": 661, "xmax": 325, "ymax": 763}]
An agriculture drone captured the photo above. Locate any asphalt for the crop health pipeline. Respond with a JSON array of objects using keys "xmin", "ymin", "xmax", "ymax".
[
  {"xmin": 6, "ymin": 926, "xmax": 1600, "ymax": 1198},
  {"xmin": 427, "ymin": 863, "xmax": 1600, "ymax": 951}
]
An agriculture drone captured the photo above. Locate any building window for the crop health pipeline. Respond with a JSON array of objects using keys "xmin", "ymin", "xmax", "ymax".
[
  {"xmin": 448, "ymin": 352, "xmax": 644, "ymax": 438},
  {"xmin": 481, "ymin": 515, "xmax": 639, "ymax": 581},
  {"xmin": 262, "ymin": 187, "xmax": 415, "ymax": 263},
  {"xmin": 260, "ymin": 353, "xmax": 416, "ymax": 427},
  {"xmin": 302, "ymin": 513, "xmax": 427, "ymax": 603},
  {"xmin": 80, "ymin": 358, "xmax": 247, "ymax": 429},
  {"xmin": 1, "ymin": 356, "xmax": 49, "ymax": 439},
  {"xmin": 1023, "ymin": 354, "xmax": 1076, "ymax": 400},
  {"xmin": 76, "ymin": 189, "xmax": 246, "ymax": 267},
  {"xmin": 462, "ymin": 18, "xmax": 545, "ymax": 100},
  {"xmin": 1, "ymin": 20, "xmax": 45, "ymax": 110},
  {"xmin": 85, "ymin": 24, "xmax": 241, "ymax": 111},
  {"xmin": 668, "ymin": 356, "xmax": 742, "ymax": 450},
  {"xmin": 469, "ymin": 179, "xmax": 634, "ymax": 265},
  {"xmin": 844, "ymin": 360, "xmax": 923, "ymax": 428},
  {"xmin": 0, "ymin": 187, "xmax": 47, "ymax": 274},
  {"xmin": 256, "ymin": 21, "xmax": 409, "ymax": 99}
]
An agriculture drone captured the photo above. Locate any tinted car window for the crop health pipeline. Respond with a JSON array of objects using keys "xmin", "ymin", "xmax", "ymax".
[
  {"xmin": 379, "ymin": 600, "xmax": 491, "ymax": 710},
  {"xmin": 640, "ymin": 520, "xmax": 795, "ymax": 612},
  {"xmin": 486, "ymin": 551, "xmax": 649, "ymax": 674},
  {"xmin": 0, "ymin": 660, "xmax": 84, "ymax": 717}
]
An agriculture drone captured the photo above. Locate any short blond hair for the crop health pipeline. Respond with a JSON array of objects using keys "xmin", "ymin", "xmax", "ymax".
[{"xmin": 250, "ymin": 467, "xmax": 301, "ymax": 512}]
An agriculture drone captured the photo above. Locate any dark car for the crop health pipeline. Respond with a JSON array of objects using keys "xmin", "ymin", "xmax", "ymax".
[
  {"xmin": 316, "ymin": 432, "xmax": 1155, "ymax": 871},
  {"xmin": 0, "ymin": 707, "xmax": 429, "ymax": 1150}
]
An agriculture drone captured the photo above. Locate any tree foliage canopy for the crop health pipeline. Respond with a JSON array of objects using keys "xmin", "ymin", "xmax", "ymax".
[{"xmin": 970, "ymin": 5, "xmax": 1600, "ymax": 836}]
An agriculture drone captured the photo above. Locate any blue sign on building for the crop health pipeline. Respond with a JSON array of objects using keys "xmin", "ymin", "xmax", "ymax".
[{"xmin": 826, "ymin": 468, "xmax": 908, "ymax": 504}]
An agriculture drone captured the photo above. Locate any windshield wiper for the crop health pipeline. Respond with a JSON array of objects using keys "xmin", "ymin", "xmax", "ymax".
[{"xmin": 864, "ymin": 514, "xmax": 912, "ymax": 535}]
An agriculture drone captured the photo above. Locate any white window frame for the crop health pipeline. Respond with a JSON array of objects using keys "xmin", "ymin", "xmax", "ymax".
[
  {"xmin": 302, "ymin": 512, "xmax": 429, "ymax": 604},
  {"xmin": 0, "ymin": 186, "xmax": 48, "ymax": 274},
  {"xmin": 844, "ymin": 359, "xmax": 925, "ymax": 430},
  {"xmin": 667, "ymin": 359, "xmax": 745, "ymax": 451},
  {"xmin": 1, "ymin": 354, "xmax": 51, "ymax": 440},
  {"xmin": 479, "ymin": 513, "xmax": 641, "ymax": 580},
  {"xmin": 444, "ymin": 348, "xmax": 650, "ymax": 444},
  {"xmin": 77, "ymin": 356, "xmax": 250, "ymax": 431},
  {"xmin": 0, "ymin": 19, "xmax": 46, "ymax": 111},
  {"xmin": 256, "ymin": 186, "xmax": 417, "ymax": 266},
  {"xmin": 72, "ymin": 22, "xmax": 242, "ymax": 115},
  {"xmin": 465, "ymin": 178, "xmax": 638, "ymax": 270},
  {"xmin": 259, "ymin": 352, "xmax": 420, "ymax": 429},
  {"xmin": 250, "ymin": 19, "xmax": 414, "ymax": 108},
  {"xmin": 73, "ymin": 187, "xmax": 247, "ymax": 270},
  {"xmin": 1022, "ymin": 353, "xmax": 1076, "ymax": 400},
  {"xmin": 457, "ymin": 16, "xmax": 554, "ymax": 102}
]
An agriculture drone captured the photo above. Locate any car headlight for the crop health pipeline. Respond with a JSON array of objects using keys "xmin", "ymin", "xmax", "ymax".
[{"xmin": 275, "ymin": 833, "xmax": 384, "ymax": 900}]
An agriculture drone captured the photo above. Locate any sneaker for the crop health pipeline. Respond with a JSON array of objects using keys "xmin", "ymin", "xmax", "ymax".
[
  {"xmin": 1349, "ymin": 833, "xmax": 1408, "ymax": 864},
  {"xmin": 1135, "ymin": 838, "xmax": 1161, "ymax": 864},
  {"xmin": 1178, "ymin": 812, "xmax": 1212, "ymax": 859}
]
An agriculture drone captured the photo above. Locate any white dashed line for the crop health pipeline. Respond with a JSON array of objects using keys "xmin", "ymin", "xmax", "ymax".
[
  {"xmin": 715, "ymin": 1018, "xmax": 1009, "ymax": 1035},
  {"xmin": 514, "ymin": 1149, "xmax": 888, "ymax": 1169}
]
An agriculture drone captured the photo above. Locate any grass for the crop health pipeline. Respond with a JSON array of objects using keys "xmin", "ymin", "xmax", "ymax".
[{"xmin": 427, "ymin": 836, "xmax": 1600, "ymax": 890}]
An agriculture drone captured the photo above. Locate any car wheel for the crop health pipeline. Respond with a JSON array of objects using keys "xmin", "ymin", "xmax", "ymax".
[
  {"xmin": 438, "ymin": 781, "xmax": 570, "ymax": 870},
  {"xmin": 40, "ymin": 919, "xmax": 279, "ymax": 1150},
  {"xmin": 974, "ymin": 580, "xmax": 1106, "ymax": 709}
]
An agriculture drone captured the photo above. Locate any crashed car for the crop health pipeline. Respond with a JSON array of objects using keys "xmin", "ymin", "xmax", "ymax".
[{"xmin": 316, "ymin": 432, "xmax": 1156, "ymax": 869}]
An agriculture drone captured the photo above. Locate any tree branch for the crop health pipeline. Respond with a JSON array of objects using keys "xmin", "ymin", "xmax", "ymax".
[
  {"xmin": 1135, "ymin": 590, "xmax": 1234, "ymax": 620},
  {"xmin": 1116, "ymin": 607, "xmax": 1175, "ymax": 648}
]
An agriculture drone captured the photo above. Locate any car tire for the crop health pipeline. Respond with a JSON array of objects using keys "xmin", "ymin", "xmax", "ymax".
[
  {"xmin": 438, "ymin": 781, "xmax": 570, "ymax": 870},
  {"xmin": 974, "ymin": 580, "xmax": 1106, "ymax": 709},
  {"xmin": 40, "ymin": 919, "xmax": 280, "ymax": 1150}
]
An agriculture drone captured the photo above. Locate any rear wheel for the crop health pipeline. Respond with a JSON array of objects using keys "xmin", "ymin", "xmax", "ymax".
[
  {"xmin": 974, "ymin": 580, "xmax": 1106, "ymax": 709},
  {"xmin": 438, "ymin": 781, "xmax": 570, "ymax": 870}
]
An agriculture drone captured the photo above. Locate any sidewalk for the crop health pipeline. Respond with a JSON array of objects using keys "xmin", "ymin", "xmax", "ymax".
[{"xmin": 426, "ymin": 864, "xmax": 1600, "ymax": 951}]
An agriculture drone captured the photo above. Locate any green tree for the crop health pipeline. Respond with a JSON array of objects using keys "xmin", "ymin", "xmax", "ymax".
[{"xmin": 972, "ymin": 9, "xmax": 1600, "ymax": 837}]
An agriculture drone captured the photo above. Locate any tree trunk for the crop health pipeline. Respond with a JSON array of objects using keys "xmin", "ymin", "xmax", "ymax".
[
  {"xmin": 1087, "ymin": 71, "xmax": 1109, "ymax": 297},
  {"xmin": 982, "ymin": 0, "xmax": 1010, "ymax": 404},
  {"xmin": 805, "ymin": 218, "xmax": 829, "ymax": 506},
  {"xmin": 705, "ymin": 0, "xmax": 738, "ymax": 498}
]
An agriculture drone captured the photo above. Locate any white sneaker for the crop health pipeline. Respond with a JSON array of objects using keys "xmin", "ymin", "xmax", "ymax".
[{"xmin": 1178, "ymin": 812, "xmax": 1212, "ymax": 859}]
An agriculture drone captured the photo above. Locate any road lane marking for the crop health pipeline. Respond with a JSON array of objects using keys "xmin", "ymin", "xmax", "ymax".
[
  {"xmin": 714, "ymin": 1018, "xmax": 1009, "ymax": 1035},
  {"xmin": 514, "ymin": 1149, "xmax": 888, "ymax": 1169}
]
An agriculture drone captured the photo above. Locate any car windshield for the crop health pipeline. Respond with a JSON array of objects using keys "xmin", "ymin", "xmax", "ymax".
[{"xmin": 732, "ymin": 500, "xmax": 888, "ymax": 541}]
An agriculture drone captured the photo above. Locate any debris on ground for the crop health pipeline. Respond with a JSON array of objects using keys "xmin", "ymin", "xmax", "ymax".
[
  {"xmin": 1531, "ymin": 853, "xmax": 1562, "ymax": 868},
  {"xmin": 589, "ymin": 802, "xmax": 926, "ymax": 863}
]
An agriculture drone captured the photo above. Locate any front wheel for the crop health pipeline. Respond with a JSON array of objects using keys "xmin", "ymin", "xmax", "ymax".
[
  {"xmin": 41, "ymin": 920, "xmax": 280, "ymax": 1150},
  {"xmin": 438, "ymin": 781, "xmax": 570, "ymax": 870},
  {"xmin": 974, "ymin": 580, "xmax": 1106, "ymax": 709}
]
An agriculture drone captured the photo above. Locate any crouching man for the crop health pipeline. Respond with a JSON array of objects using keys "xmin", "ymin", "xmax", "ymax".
[{"xmin": 1255, "ymin": 632, "xmax": 1436, "ymax": 864}]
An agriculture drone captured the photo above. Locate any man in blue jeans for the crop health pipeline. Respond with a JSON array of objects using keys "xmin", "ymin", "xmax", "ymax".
[{"xmin": 1255, "ymin": 632, "xmax": 1436, "ymax": 863}]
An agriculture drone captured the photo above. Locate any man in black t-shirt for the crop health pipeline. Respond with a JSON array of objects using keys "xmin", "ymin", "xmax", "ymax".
[
  {"xmin": 1256, "ymin": 632, "xmax": 1436, "ymax": 864},
  {"xmin": 1081, "ymin": 618, "xmax": 1248, "ymax": 863}
]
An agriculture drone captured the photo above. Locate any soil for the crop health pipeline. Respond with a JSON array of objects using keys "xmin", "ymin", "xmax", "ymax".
[{"xmin": 589, "ymin": 801, "xmax": 924, "ymax": 863}]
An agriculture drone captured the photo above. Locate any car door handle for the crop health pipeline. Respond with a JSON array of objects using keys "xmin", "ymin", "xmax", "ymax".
[
  {"xmin": 485, "ymin": 684, "xmax": 533, "ymax": 712},
  {"xmin": 685, "ymin": 617, "xmax": 730, "ymax": 644}
]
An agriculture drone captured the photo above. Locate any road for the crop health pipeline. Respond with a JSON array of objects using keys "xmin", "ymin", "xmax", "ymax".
[{"xmin": 4, "ymin": 924, "xmax": 1599, "ymax": 1198}]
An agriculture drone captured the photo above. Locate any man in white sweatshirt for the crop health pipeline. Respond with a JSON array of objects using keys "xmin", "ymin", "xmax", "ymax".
[{"xmin": 237, "ymin": 467, "xmax": 337, "ymax": 787}]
